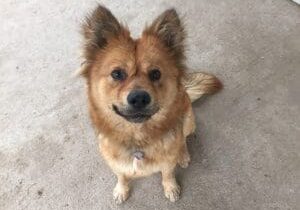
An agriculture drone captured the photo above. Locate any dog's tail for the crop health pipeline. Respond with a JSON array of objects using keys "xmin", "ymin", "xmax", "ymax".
[{"xmin": 183, "ymin": 72, "xmax": 222, "ymax": 103}]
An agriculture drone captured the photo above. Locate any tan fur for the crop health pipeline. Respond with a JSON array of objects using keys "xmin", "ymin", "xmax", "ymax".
[
  {"xmin": 80, "ymin": 5, "xmax": 222, "ymax": 203},
  {"xmin": 183, "ymin": 72, "xmax": 223, "ymax": 102}
]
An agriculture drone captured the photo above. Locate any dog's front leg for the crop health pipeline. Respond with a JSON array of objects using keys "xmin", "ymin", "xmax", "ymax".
[
  {"xmin": 113, "ymin": 173, "xmax": 130, "ymax": 204},
  {"xmin": 161, "ymin": 166, "xmax": 180, "ymax": 202}
]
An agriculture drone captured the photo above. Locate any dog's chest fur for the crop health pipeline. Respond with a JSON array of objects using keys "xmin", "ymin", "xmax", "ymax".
[{"xmin": 98, "ymin": 128, "xmax": 184, "ymax": 177}]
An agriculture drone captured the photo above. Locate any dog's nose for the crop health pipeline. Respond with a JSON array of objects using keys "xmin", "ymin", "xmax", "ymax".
[{"xmin": 127, "ymin": 90, "xmax": 151, "ymax": 109}]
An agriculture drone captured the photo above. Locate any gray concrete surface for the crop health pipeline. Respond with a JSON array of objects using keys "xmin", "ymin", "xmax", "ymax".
[{"xmin": 0, "ymin": 0, "xmax": 299, "ymax": 209}]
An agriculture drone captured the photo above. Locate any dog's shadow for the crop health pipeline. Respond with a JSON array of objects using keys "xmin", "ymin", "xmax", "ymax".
[
  {"xmin": 176, "ymin": 95, "xmax": 211, "ymax": 184},
  {"xmin": 188, "ymin": 95, "xmax": 211, "ymax": 162}
]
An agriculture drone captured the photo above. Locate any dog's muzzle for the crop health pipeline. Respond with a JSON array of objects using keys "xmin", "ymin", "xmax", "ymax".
[{"xmin": 112, "ymin": 104, "xmax": 158, "ymax": 123}]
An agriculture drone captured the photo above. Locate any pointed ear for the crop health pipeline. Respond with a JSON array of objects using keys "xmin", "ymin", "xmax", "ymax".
[
  {"xmin": 80, "ymin": 5, "xmax": 129, "ymax": 75},
  {"xmin": 143, "ymin": 9, "xmax": 185, "ymax": 63}
]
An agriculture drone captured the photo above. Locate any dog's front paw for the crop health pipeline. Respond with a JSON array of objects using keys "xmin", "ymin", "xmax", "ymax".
[
  {"xmin": 113, "ymin": 185, "xmax": 129, "ymax": 204},
  {"xmin": 164, "ymin": 184, "xmax": 181, "ymax": 202}
]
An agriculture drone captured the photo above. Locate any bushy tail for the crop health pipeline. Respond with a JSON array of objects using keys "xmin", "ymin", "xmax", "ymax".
[{"xmin": 183, "ymin": 72, "xmax": 222, "ymax": 103}]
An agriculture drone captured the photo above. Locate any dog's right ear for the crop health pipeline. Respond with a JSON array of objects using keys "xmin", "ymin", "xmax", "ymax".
[{"xmin": 79, "ymin": 5, "xmax": 128, "ymax": 77}]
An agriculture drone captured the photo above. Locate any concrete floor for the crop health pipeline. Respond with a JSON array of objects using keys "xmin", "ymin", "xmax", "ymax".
[{"xmin": 0, "ymin": 0, "xmax": 299, "ymax": 209}]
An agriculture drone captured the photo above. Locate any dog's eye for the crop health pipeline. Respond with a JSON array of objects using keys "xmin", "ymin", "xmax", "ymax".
[
  {"xmin": 149, "ymin": 69, "xmax": 161, "ymax": 81},
  {"xmin": 111, "ymin": 69, "xmax": 127, "ymax": 81}
]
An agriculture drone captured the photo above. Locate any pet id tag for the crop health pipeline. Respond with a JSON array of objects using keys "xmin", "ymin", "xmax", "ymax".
[{"xmin": 132, "ymin": 151, "xmax": 144, "ymax": 172}]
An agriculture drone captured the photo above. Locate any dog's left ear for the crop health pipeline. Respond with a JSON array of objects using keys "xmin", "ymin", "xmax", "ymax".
[{"xmin": 143, "ymin": 9, "xmax": 185, "ymax": 65}]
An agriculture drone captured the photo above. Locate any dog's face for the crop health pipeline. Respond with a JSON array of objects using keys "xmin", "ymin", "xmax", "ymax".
[
  {"xmin": 90, "ymin": 36, "xmax": 181, "ymax": 123},
  {"xmin": 81, "ymin": 6, "xmax": 185, "ymax": 124}
]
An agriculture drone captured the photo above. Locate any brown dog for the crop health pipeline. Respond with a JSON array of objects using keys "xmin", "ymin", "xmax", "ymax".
[{"xmin": 78, "ymin": 5, "xmax": 221, "ymax": 203}]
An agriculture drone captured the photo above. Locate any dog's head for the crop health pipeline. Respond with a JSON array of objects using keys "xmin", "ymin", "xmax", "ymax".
[{"xmin": 80, "ymin": 5, "xmax": 185, "ymax": 124}]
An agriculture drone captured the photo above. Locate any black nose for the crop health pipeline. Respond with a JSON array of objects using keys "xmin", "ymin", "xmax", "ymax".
[{"xmin": 127, "ymin": 90, "xmax": 151, "ymax": 109}]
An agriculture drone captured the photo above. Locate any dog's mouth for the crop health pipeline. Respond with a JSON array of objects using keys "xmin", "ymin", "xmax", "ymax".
[{"xmin": 112, "ymin": 105, "xmax": 158, "ymax": 123}]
